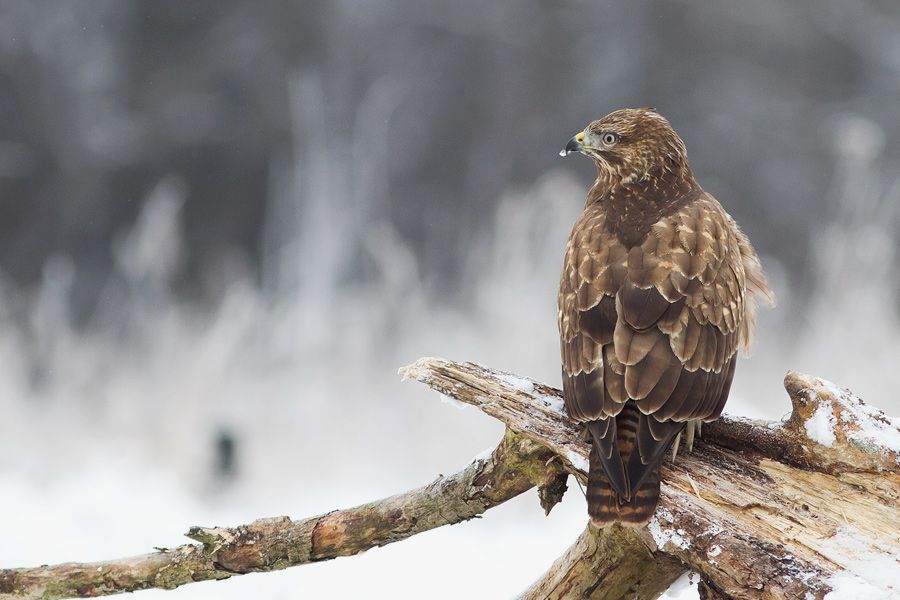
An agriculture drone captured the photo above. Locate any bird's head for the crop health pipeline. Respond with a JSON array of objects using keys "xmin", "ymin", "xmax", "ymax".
[{"xmin": 561, "ymin": 108, "xmax": 692, "ymax": 186}]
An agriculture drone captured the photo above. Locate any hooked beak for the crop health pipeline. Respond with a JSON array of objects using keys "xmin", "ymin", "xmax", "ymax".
[{"xmin": 559, "ymin": 131, "xmax": 586, "ymax": 157}]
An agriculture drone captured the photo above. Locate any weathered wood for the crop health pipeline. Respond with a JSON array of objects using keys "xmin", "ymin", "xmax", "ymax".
[
  {"xmin": 400, "ymin": 357, "xmax": 900, "ymax": 599},
  {"xmin": 4, "ymin": 358, "xmax": 898, "ymax": 599},
  {"xmin": 698, "ymin": 578, "xmax": 730, "ymax": 600},
  {"xmin": 704, "ymin": 371, "xmax": 899, "ymax": 475},
  {"xmin": 518, "ymin": 524, "xmax": 685, "ymax": 600},
  {"xmin": 0, "ymin": 429, "xmax": 561, "ymax": 600}
]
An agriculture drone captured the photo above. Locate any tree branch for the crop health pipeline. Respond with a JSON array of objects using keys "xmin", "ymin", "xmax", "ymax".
[
  {"xmin": 400, "ymin": 357, "xmax": 900, "ymax": 599},
  {"xmin": 518, "ymin": 524, "xmax": 685, "ymax": 600},
  {"xmin": 4, "ymin": 358, "xmax": 898, "ymax": 599},
  {"xmin": 0, "ymin": 429, "xmax": 561, "ymax": 600}
]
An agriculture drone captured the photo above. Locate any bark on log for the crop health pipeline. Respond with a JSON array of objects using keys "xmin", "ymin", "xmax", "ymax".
[
  {"xmin": 400, "ymin": 358, "xmax": 900, "ymax": 599},
  {"xmin": 3, "ymin": 358, "xmax": 898, "ymax": 599},
  {"xmin": 518, "ymin": 524, "xmax": 685, "ymax": 600},
  {"xmin": 0, "ymin": 429, "xmax": 561, "ymax": 600}
]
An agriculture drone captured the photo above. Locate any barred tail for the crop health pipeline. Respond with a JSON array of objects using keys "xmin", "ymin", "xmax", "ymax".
[
  {"xmin": 587, "ymin": 443, "xmax": 661, "ymax": 526},
  {"xmin": 586, "ymin": 403, "xmax": 664, "ymax": 526}
]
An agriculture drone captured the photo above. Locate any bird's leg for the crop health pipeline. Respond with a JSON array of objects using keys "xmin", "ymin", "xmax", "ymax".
[
  {"xmin": 686, "ymin": 421, "xmax": 697, "ymax": 453},
  {"xmin": 671, "ymin": 432, "xmax": 682, "ymax": 461}
]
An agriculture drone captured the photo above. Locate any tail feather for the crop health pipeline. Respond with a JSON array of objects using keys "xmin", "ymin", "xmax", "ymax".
[
  {"xmin": 587, "ymin": 440, "xmax": 661, "ymax": 526},
  {"xmin": 586, "ymin": 402, "xmax": 671, "ymax": 526}
]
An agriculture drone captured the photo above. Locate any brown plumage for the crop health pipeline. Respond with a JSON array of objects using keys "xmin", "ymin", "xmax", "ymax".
[{"xmin": 558, "ymin": 108, "xmax": 773, "ymax": 526}]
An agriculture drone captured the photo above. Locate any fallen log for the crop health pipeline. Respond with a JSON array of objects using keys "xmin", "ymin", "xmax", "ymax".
[
  {"xmin": 401, "ymin": 358, "xmax": 900, "ymax": 599},
  {"xmin": 2, "ymin": 358, "xmax": 897, "ymax": 599}
]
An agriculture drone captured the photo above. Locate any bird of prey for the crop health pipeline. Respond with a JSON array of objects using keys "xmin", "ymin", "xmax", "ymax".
[{"xmin": 558, "ymin": 108, "xmax": 773, "ymax": 526}]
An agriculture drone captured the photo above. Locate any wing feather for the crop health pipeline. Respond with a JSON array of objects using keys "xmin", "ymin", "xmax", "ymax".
[{"xmin": 560, "ymin": 192, "xmax": 771, "ymax": 501}]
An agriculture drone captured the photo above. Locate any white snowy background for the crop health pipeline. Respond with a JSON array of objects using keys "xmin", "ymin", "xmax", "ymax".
[{"xmin": 2, "ymin": 3, "xmax": 900, "ymax": 599}]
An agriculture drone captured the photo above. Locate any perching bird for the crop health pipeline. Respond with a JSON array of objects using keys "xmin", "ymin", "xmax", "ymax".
[{"xmin": 558, "ymin": 108, "xmax": 773, "ymax": 526}]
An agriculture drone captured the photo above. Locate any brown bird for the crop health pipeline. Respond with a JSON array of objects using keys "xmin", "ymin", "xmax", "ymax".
[{"xmin": 558, "ymin": 108, "xmax": 773, "ymax": 526}]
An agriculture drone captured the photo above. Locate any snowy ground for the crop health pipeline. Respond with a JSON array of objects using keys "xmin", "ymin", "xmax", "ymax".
[{"xmin": 2, "ymin": 154, "xmax": 899, "ymax": 598}]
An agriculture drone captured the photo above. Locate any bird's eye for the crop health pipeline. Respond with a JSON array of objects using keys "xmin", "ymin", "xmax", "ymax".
[{"xmin": 602, "ymin": 132, "xmax": 618, "ymax": 145}]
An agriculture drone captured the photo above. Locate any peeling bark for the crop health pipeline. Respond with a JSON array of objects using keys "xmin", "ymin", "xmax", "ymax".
[
  {"xmin": 698, "ymin": 578, "xmax": 730, "ymax": 600},
  {"xmin": 401, "ymin": 358, "xmax": 900, "ymax": 599},
  {"xmin": 705, "ymin": 371, "xmax": 899, "ymax": 475},
  {"xmin": 3, "ymin": 359, "xmax": 898, "ymax": 599}
]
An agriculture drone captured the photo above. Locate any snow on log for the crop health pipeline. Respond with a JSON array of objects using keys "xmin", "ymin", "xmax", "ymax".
[
  {"xmin": 2, "ymin": 359, "xmax": 897, "ymax": 600},
  {"xmin": 400, "ymin": 358, "xmax": 900, "ymax": 599}
]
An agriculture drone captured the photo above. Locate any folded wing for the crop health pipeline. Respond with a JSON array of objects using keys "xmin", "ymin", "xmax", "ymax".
[{"xmin": 560, "ymin": 194, "xmax": 772, "ymax": 499}]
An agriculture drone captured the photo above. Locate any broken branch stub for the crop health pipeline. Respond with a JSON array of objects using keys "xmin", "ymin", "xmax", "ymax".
[
  {"xmin": 782, "ymin": 371, "xmax": 900, "ymax": 473},
  {"xmin": 401, "ymin": 357, "xmax": 900, "ymax": 599},
  {"xmin": 2, "ymin": 358, "xmax": 897, "ymax": 600}
]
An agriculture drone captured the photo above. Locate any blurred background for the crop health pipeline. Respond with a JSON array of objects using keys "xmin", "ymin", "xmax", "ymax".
[{"xmin": 1, "ymin": 1, "xmax": 899, "ymax": 598}]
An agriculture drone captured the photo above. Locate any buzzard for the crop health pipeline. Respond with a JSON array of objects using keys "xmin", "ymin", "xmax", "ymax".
[{"xmin": 558, "ymin": 108, "xmax": 773, "ymax": 526}]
